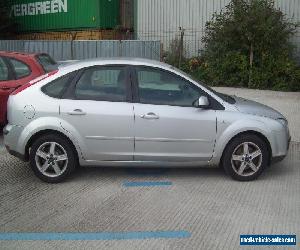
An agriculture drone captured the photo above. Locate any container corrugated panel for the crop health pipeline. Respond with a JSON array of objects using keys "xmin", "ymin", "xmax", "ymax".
[
  {"xmin": 24, "ymin": 40, "xmax": 72, "ymax": 60},
  {"xmin": 0, "ymin": 40, "xmax": 161, "ymax": 61},
  {"xmin": 136, "ymin": 0, "xmax": 300, "ymax": 60},
  {"xmin": 275, "ymin": 0, "xmax": 300, "ymax": 61},
  {"xmin": 0, "ymin": 40, "xmax": 25, "ymax": 52},
  {"xmin": 10, "ymin": 0, "xmax": 120, "ymax": 32},
  {"xmin": 120, "ymin": 0, "xmax": 134, "ymax": 29},
  {"xmin": 120, "ymin": 40, "xmax": 160, "ymax": 59}
]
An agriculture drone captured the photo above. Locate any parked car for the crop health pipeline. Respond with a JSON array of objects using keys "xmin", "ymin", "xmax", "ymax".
[
  {"xmin": 0, "ymin": 51, "xmax": 58, "ymax": 125},
  {"xmin": 3, "ymin": 58, "xmax": 290, "ymax": 183}
]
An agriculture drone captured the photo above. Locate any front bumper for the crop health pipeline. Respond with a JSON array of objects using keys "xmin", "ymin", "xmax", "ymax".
[{"xmin": 270, "ymin": 134, "xmax": 291, "ymax": 164}]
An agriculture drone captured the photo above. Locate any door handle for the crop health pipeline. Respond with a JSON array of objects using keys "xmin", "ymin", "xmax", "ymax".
[
  {"xmin": 141, "ymin": 112, "xmax": 159, "ymax": 120},
  {"xmin": 67, "ymin": 109, "xmax": 86, "ymax": 116}
]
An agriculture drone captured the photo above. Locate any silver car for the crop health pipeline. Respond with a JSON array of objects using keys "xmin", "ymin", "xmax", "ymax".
[{"xmin": 3, "ymin": 58, "xmax": 290, "ymax": 183}]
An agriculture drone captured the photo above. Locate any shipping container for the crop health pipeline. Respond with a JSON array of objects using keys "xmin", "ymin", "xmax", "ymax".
[
  {"xmin": 10, "ymin": 0, "xmax": 120, "ymax": 32},
  {"xmin": 135, "ymin": 0, "xmax": 300, "ymax": 60},
  {"xmin": 13, "ymin": 29, "xmax": 134, "ymax": 40},
  {"xmin": 120, "ymin": 0, "xmax": 134, "ymax": 29}
]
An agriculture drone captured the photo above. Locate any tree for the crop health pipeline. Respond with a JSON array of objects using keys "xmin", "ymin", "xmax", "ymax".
[{"xmin": 202, "ymin": 0, "xmax": 300, "ymax": 91}]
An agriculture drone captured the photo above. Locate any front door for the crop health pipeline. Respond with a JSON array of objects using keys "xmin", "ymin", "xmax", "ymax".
[{"xmin": 132, "ymin": 66, "xmax": 217, "ymax": 162}]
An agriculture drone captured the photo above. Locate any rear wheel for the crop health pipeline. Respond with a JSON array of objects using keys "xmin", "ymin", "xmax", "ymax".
[
  {"xmin": 222, "ymin": 134, "xmax": 269, "ymax": 181},
  {"xmin": 29, "ymin": 134, "xmax": 77, "ymax": 183}
]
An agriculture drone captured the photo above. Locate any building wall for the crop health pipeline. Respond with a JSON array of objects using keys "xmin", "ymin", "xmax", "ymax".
[{"xmin": 135, "ymin": 0, "xmax": 300, "ymax": 60}]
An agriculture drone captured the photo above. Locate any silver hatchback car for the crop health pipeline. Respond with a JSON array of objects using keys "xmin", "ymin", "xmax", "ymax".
[{"xmin": 3, "ymin": 58, "xmax": 290, "ymax": 183}]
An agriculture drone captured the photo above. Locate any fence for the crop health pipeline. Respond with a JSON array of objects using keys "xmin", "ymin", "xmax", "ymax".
[{"xmin": 0, "ymin": 40, "xmax": 161, "ymax": 62}]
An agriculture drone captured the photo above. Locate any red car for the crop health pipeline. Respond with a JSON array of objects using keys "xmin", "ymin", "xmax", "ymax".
[{"xmin": 0, "ymin": 51, "xmax": 58, "ymax": 125}]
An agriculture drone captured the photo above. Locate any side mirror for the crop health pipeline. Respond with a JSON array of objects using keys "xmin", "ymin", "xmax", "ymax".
[{"xmin": 194, "ymin": 96, "xmax": 210, "ymax": 109}]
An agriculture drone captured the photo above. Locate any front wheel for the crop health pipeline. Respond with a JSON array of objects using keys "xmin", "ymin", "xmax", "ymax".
[
  {"xmin": 29, "ymin": 134, "xmax": 77, "ymax": 183},
  {"xmin": 222, "ymin": 134, "xmax": 270, "ymax": 181}
]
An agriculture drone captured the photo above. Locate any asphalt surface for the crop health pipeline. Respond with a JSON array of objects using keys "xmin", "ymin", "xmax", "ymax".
[{"xmin": 0, "ymin": 88, "xmax": 300, "ymax": 249}]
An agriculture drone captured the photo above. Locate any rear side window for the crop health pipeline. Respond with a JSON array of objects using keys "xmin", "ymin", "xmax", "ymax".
[
  {"xmin": 0, "ymin": 57, "xmax": 9, "ymax": 81},
  {"xmin": 42, "ymin": 71, "xmax": 76, "ymax": 98},
  {"xmin": 74, "ymin": 66, "xmax": 128, "ymax": 102},
  {"xmin": 9, "ymin": 58, "xmax": 31, "ymax": 79},
  {"xmin": 36, "ymin": 54, "xmax": 58, "ymax": 73}
]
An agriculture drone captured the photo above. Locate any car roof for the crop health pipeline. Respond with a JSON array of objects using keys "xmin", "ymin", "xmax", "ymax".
[
  {"xmin": 59, "ymin": 57, "xmax": 173, "ymax": 71},
  {"xmin": 0, "ymin": 51, "xmax": 44, "ymax": 58}
]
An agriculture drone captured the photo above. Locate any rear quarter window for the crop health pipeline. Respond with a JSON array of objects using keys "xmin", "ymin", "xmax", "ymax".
[
  {"xmin": 36, "ymin": 54, "xmax": 58, "ymax": 73},
  {"xmin": 42, "ymin": 71, "xmax": 76, "ymax": 98},
  {"xmin": 0, "ymin": 57, "xmax": 9, "ymax": 81}
]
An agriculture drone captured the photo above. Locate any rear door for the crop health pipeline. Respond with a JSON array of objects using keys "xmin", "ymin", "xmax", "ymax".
[{"xmin": 59, "ymin": 65, "xmax": 135, "ymax": 162}]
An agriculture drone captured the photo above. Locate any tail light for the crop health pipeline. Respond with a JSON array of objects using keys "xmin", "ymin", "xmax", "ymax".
[{"xmin": 11, "ymin": 70, "xmax": 58, "ymax": 96}]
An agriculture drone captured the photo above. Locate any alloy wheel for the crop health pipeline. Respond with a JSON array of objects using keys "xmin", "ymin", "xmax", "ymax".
[
  {"xmin": 35, "ymin": 142, "xmax": 69, "ymax": 178},
  {"xmin": 231, "ymin": 142, "xmax": 263, "ymax": 177}
]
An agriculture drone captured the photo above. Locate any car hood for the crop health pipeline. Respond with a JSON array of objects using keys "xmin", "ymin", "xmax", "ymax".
[{"xmin": 233, "ymin": 96, "xmax": 285, "ymax": 120}]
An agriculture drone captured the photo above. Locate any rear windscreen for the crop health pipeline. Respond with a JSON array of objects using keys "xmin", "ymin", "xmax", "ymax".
[{"xmin": 36, "ymin": 54, "xmax": 58, "ymax": 73}]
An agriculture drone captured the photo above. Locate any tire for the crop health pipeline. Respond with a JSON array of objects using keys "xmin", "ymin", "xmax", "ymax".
[
  {"xmin": 29, "ymin": 134, "xmax": 77, "ymax": 183},
  {"xmin": 222, "ymin": 134, "xmax": 270, "ymax": 181}
]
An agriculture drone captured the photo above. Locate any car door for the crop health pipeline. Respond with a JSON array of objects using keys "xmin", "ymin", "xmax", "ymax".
[
  {"xmin": 132, "ymin": 66, "xmax": 217, "ymax": 162},
  {"xmin": 59, "ymin": 65, "xmax": 135, "ymax": 162}
]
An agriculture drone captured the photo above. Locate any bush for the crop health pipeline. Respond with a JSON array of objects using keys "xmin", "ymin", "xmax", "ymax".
[
  {"xmin": 164, "ymin": 37, "xmax": 188, "ymax": 68},
  {"xmin": 186, "ymin": 0, "xmax": 300, "ymax": 91}
]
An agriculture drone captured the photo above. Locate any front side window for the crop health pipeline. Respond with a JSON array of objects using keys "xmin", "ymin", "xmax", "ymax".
[
  {"xmin": 0, "ymin": 57, "xmax": 9, "ymax": 81},
  {"xmin": 9, "ymin": 58, "xmax": 31, "ymax": 79},
  {"xmin": 74, "ymin": 66, "xmax": 128, "ymax": 102},
  {"xmin": 136, "ymin": 66, "xmax": 204, "ymax": 107}
]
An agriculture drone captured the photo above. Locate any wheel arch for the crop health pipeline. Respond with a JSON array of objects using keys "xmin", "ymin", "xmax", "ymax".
[
  {"xmin": 220, "ymin": 130, "xmax": 272, "ymax": 167},
  {"xmin": 24, "ymin": 129, "xmax": 79, "ymax": 163}
]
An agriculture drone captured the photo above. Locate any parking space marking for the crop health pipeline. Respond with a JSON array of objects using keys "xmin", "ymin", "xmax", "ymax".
[
  {"xmin": 125, "ymin": 168, "xmax": 169, "ymax": 177},
  {"xmin": 0, "ymin": 231, "xmax": 191, "ymax": 241},
  {"xmin": 123, "ymin": 181, "xmax": 172, "ymax": 187}
]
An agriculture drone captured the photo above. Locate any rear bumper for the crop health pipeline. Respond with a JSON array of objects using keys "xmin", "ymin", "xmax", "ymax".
[
  {"xmin": 3, "ymin": 124, "xmax": 28, "ymax": 161},
  {"xmin": 5, "ymin": 146, "xmax": 27, "ymax": 161},
  {"xmin": 0, "ymin": 94, "xmax": 9, "ymax": 125}
]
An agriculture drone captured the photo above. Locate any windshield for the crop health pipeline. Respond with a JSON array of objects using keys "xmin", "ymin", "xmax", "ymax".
[
  {"xmin": 36, "ymin": 54, "xmax": 58, "ymax": 73},
  {"xmin": 173, "ymin": 67, "xmax": 236, "ymax": 104}
]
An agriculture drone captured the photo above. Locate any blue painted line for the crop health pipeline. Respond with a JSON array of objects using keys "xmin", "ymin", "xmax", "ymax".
[
  {"xmin": 125, "ymin": 168, "xmax": 169, "ymax": 177},
  {"xmin": 0, "ymin": 231, "xmax": 190, "ymax": 241},
  {"xmin": 123, "ymin": 181, "xmax": 172, "ymax": 187}
]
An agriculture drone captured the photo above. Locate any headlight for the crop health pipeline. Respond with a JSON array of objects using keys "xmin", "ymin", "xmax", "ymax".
[{"xmin": 277, "ymin": 118, "xmax": 288, "ymax": 127}]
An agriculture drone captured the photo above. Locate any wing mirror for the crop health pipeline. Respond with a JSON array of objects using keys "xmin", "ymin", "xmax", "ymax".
[{"xmin": 194, "ymin": 96, "xmax": 210, "ymax": 109}]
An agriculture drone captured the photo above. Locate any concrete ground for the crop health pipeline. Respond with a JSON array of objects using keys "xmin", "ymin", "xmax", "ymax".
[{"xmin": 0, "ymin": 88, "xmax": 299, "ymax": 250}]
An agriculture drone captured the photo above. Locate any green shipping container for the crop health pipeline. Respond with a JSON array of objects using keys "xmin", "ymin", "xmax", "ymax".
[{"xmin": 9, "ymin": 0, "xmax": 120, "ymax": 32}]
